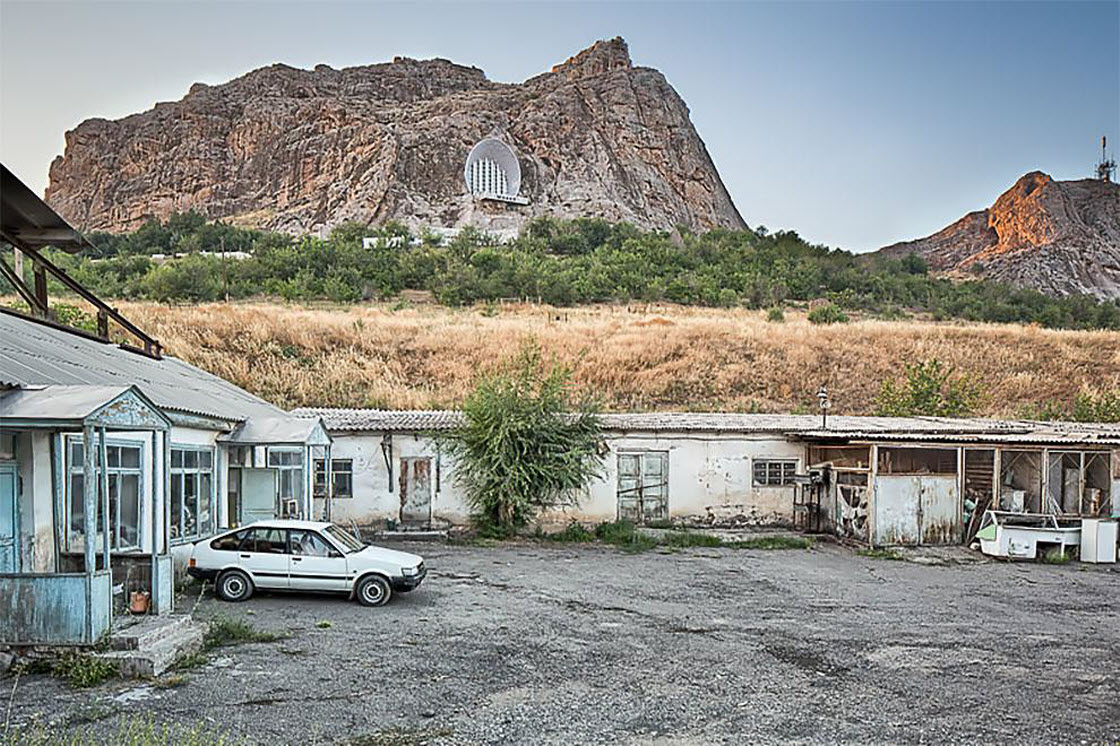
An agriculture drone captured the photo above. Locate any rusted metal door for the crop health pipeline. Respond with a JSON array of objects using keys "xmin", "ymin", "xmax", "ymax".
[
  {"xmin": 919, "ymin": 476, "xmax": 959, "ymax": 544},
  {"xmin": 875, "ymin": 475, "xmax": 958, "ymax": 545},
  {"xmin": 0, "ymin": 464, "xmax": 16, "ymax": 573},
  {"xmin": 617, "ymin": 452, "xmax": 668, "ymax": 524},
  {"xmin": 399, "ymin": 457, "xmax": 432, "ymax": 526}
]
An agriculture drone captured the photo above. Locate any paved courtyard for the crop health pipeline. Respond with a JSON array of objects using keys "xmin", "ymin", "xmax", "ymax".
[{"xmin": 7, "ymin": 540, "xmax": 1120, "ymax": 744}]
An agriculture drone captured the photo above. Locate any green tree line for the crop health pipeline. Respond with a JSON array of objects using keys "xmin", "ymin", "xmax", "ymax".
[{"xmin": 11, "ymin": 212, "xmax": 1120, "ymax": 331}]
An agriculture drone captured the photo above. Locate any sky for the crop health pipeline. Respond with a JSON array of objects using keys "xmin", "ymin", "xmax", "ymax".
[{"xmin": 1, "ymin": 0, "xmax": 1117, "ymax": 252}]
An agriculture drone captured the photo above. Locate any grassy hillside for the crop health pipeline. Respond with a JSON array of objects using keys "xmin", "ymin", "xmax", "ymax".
[{"xmin": 113, "ymin": 300, "xmax": 1120, "ymax": 417}]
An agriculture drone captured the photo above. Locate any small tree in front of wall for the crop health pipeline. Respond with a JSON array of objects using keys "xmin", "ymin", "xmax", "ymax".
[
  {"xmin": 875, "ymin": 358, "xmax": 982, "ymax": 417},
  {"xmin": 442, "ymin": 344, "xmax": 603, "ymax": 537}
]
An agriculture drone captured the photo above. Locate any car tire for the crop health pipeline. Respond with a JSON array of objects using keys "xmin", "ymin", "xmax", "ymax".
[
  {"xmin": 216, "ymin": 569, "xmax": 254, "ymax": 602},
  {"xmin": 355, "ymin": 575, "xmax": 392, "ymax": 607}
]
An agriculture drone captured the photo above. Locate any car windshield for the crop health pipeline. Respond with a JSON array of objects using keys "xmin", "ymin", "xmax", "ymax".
[{"xmin": 324, "ymin": 524, "xmax": 365, "ymax": 554}]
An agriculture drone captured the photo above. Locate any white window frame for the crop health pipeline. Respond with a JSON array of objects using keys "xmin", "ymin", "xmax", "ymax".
[
  {"xmin": 267, "ymin": 447, "xmax": 304, "ymax": 512},
  {"xmin": 170, "ymin": 445, "xmax": 216, "ymax": 544},
  {"xmin": 64, "ymin": 436, "xmax": 145, "ymax": 553},
  {"xmin": 752, "ymin": 458, "xmax": 799, "ymax": 487}
]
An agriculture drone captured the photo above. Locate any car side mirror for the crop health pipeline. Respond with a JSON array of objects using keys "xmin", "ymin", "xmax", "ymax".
[{"xmin": 330, "ymin": 550, "xmax": 344, "ymax": 559}]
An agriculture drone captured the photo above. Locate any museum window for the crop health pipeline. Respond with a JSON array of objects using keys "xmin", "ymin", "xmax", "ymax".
[
  {"xmin": 314, "ymin": 459, "xmax": 353, "ymax": 498},
  {"xmin": 66, "ymin": 438, "xmax": 143, "ymax": 553},
  {"xmin": 170, "ymin": 446, "xmax": 215, "ymax": 543}
]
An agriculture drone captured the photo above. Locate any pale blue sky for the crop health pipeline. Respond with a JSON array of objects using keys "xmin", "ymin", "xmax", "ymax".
[{"xmin": 1, "ymin": 0, "xmax": 1116, "ymax": 250}]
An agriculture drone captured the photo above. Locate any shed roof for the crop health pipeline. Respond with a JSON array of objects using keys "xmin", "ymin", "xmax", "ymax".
[
  {"xmin": 291, "ymin": 408, "xmax": 1120, "ymax": 445},
  {"xmin": 0, "ymin": 384, "xmax": 170, "ymax": 430},
  {"xmin": 1, "ymin": 164, "xmax": 93, "ymax": 253},
  {"xmin": 0, "ymin": 312, "xmax": 282, "ymax": 423},
  {"xmin": 220, "ymin": 414, "xmax": 332, "ymax": 446}
]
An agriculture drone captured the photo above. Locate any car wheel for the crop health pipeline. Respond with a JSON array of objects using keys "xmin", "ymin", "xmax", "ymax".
[
  {"xmin": 355, "ymin": 575, "xmax": 392, "ymax": 607},
  {"xmin": 216, "ymin": 569, "xmax": 254, "ymax": 602}
]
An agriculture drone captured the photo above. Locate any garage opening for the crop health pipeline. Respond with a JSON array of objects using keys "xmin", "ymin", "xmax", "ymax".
[
  {"xmin": 963, "ymin": 449, "xmax": 996, "ymax": 541},
  {"xmin": 1047, "ymin": 451, "xmax": 1112, "ymax": 516},
  {"xmin": 999, "ymin": 450, "xmax": 1043, "ymax": 513}
]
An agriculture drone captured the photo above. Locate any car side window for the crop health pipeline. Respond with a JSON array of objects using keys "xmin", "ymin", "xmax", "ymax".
[
  {"xmin": 210, "ymin": 530, "xmax": 248, "ymax": 551},
  {"xmin": 240, "ymin": 528, "xmax": 288, "ymax": 554},
  {"xmin": 291, "ymin": 530, "xmax": 334, "ymax": 557}
]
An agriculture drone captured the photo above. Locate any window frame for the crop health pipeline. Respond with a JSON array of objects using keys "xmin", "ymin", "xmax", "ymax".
[
  {"xmin": 752, "ymin": 458, "xmax": 799, "ymax": 487},
  {"xmin": 170, "ymin": 444, "xmax": 216, "ymax": 545},
  {"xmin": 64, "ymin": 436, "xmax": 145, "ymax": 554},
  {"xmin": 267, "ymin": 447, "xmax": 304, "ymax": 510},
  {"xmin": 313, "ymin": 458, "xmax": 354, "ymax": 499}
]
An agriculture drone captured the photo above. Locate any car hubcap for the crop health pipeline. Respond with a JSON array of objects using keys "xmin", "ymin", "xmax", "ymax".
[
  {"xmin": 364, "ymin": 583, "xmax": 383, "ymax": 603},
  {"xmin": 226, "ymin": 577, "xmax": 244, "ymax": 597}
]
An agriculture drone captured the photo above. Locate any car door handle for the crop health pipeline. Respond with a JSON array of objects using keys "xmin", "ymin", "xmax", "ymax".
[
  {"xmin": 292, "ymin": 557, "xmax": 302, "ymax": 562},
  {"xmin": 240, "ymin": 554, "xmax": 250, "ymax": 559}
]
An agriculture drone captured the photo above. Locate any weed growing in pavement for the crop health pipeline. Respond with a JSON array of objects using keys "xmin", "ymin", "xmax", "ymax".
[
  {"xmin": 726, "ymin": 536, "xmax": 813, "ymax": 550},
  {"xmin": 345, "ymin": 726, "xmax": 454, "ymax": 746},
  {"xmin": 858, "ymin": 548, "xmax": 905, "ymax": 561},
  {"xmin": 1041, "ymin": 548, "xmax": 1072, "ymax": 565},
  {"xmin": 541, "ymin": 519, "xmax": 813, "ymax": 554},
  {"xmin": 48, "ymin": 653, "xmax": 119, "ymax": 688},
  {"xmin": 315, "ymin": 620, "xmax": 333, "ymax": 629},
  {"xmin": 2, "ymin": 714, "xmax": 242, "ymax": 745},
  {"xmin": 152, "ymin": 674, "xmax": 188, "ymax": 689},
  {"xmin": 203, "ymin": 616, "xmax": 285, "ymax": 650},
  {"xmin": 173, "ymin": 650, "xmax": 210, "ymax": 670}
]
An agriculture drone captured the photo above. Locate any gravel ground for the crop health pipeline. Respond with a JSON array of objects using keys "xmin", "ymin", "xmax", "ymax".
[{"xmin": 6, "ymin": 539, "xmax": 1120, "ymax": 744}]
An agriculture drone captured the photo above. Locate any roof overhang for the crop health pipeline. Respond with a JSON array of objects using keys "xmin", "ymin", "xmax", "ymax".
[
  {"xmin": 0, "ymin": 385, "xmax": 171, "ymax": 431},
  {"xmin": 219, "ymin": 415, "xmax": 332, "ymax": 446},
  {"xmin": 1, "ymin": 165, "xmax": 93, "ymax": 254}
]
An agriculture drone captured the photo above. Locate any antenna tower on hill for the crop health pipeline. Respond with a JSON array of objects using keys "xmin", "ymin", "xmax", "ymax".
[{"xmin": 1096, "ymin": 135, "xmax": 1116, "ymax": 182}]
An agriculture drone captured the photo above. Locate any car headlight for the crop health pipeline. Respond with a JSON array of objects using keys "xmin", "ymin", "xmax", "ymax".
[{"xmin": 401, "ymin": 566, "xmax": 419, "ymax": 577}]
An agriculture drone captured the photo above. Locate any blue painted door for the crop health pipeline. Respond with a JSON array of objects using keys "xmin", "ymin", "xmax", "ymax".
[{"xmin": 0, "ymin": 464, "xmax": 16, "ymax": 573}]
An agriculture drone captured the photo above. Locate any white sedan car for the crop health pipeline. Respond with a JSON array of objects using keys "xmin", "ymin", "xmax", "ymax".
[{"xmin": 188, "ymin": 520, "xmax": 426, "ymax": 607}]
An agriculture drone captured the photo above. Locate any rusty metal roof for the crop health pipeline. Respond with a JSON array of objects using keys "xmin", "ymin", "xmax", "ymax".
[
  {"xmin": 0, "ymin": 312, "xmax": 282, "ymax": 422},
  {"xmin": 291, "ymin": 408, "xmax": 1120, "ymax": 444}
]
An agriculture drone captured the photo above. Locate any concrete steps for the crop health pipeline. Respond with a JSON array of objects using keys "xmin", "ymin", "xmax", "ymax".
[{"xmin": 99, "ymin": 615, "xmax": 205, "ymax": 677}]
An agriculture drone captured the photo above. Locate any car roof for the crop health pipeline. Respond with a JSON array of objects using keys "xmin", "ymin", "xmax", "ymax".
[{"xmin": 232, "ymin": 519, "xmax": 334, "ymax": 531}]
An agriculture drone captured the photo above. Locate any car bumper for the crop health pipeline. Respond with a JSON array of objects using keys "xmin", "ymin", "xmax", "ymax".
[
  {"xmin": 392, "ymin": 567, "xmax": 427, "ymax": 592},
  {"xmin": 187, "ymin": 567, "xmax": 219, "ymax": 581}
]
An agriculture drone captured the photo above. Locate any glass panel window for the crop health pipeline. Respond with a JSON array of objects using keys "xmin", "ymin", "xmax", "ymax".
[
  {"xmin": 753, "ymin": 459, "xmax": 798, "ymax": 487},
  {"xmin": 269, "ymin": 448, "xmax": 304, "ymax": 512},
  {"xmin": 171, "ymin": 446, "xmax": 216, "ymax": 544},
  {"xmin": 65, "ymin": 438, "xmax": 143, "ymax": 552},
  {"xmin": 291, "ymin": 530, "xmax": 334, "ymax": 557},
  {"xmin": 314, "ymin": 459, "xmax": 353, "ymax": 498}
]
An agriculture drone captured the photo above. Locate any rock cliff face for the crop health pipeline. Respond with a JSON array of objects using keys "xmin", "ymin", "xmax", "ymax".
[
  {"xmin": 45, "ymin": 38, "xmax": 745, "ymax": 235},
  {"xmin": 880, "ymin": 172, "xmax": 1120, "ymax": 299}
]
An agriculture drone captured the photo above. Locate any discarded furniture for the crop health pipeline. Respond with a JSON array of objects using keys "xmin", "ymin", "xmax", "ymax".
[
  {"xmin": 1079, "ymin": 518, "xmax": 1118, "ymax": 564},
  {"xmin": 975, "ymin": 510, "xmax": 1082, "ymax": 560}
]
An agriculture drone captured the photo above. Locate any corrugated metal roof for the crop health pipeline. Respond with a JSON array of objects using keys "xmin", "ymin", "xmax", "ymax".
[
  {"xmin": 220, "ymin": 414, "xmax": 332, "ymax": 445},
  {"xmin": 0, "ymin": 385, "xmax": 130, "ymax": 421},
  {"xmin": 0, "ymin": 312, "xmax": 282, "ymax": 422},
  {"xmin": 291, "ymin": 408, "xmax": 1120, "ymax": 445}
]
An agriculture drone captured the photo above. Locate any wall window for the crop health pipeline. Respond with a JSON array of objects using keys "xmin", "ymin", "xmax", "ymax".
[
  {"xmin": 753, "ymin": 459, "xmax": 798, "ymax": 487},
  {"xmin": 171, "ymin": 446, "xmax": 215, "ymax": 543},
  {"xmin": 267, "ymin": 448, "xmax": 303, "ymax": 513},
  {"xmin": 313, "ymin": 459, "xmax": 353, "ymax": 498},
  {"xmin": 66, "ymin": 438, "xmax": 142, "ymax": 552}
]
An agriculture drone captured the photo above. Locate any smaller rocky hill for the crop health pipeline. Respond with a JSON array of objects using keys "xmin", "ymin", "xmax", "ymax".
[{"xmin": 880, "ymin": 172, "xmax": 1120, "ymax": 300}]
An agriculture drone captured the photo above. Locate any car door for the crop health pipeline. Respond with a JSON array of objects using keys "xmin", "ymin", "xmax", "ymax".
[
  {"xmin": 237, "ymin": 527, "xmax": 290, "ymax": 589},
  {"xmin": 288, "ymin": 529, "xmax": 351, "ymax": 593}
]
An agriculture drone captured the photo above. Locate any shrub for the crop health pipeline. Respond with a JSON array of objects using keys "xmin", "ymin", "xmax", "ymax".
[
  {"xmin": 875, "ymin": 359, "xmax": 982, "ymax": 417},
  {"xmin": 766, "ymin": 306, "xmax": 785, "ymax": 323},
  {"xmin": 807, "ymin": 305, "xmax": 849, "ymax": 325},
  {"xmin": 442, "ymin": 343, "xmax": 603, "ymax": 533}
]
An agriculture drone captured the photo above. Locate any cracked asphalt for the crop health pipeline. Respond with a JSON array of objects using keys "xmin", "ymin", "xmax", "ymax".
[{"xmin": 6, "ymin": 540, "xmax": 1120, "ymax": 744}]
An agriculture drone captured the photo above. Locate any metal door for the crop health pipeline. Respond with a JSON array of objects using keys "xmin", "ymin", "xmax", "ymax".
[
  {"xmin": 399, "ymin": 457, "xmax": 433, "ymax": 526},
  {"xmin": 240, "ymin": 468, "xmax": 277, "ymax": 523},
  {"xmin": 0, "ymin": 464, "xmax": 16, "ymax": 572},
  {"xmin": 288, "ymin": 529, "xmax": 349, "ymax": 592},
  {"xmin": 919, "ymin": 476, "xmax": 959, "ymax": 544},
  {"xmin": 617, "ymin": 452, "xmax": 668, "ymax": 524}
]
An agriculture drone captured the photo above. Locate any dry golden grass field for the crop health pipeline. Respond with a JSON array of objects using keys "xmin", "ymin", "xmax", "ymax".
[{"xmin": 104, "ymin": 300, "xmax": 1120, "ymax": 417}]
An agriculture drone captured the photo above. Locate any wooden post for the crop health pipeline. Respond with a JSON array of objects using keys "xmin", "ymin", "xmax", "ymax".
[
  {"xmin": 99, "ymin": 427, "xmax": 110, "ymax": 571},
  {"xmin": 82, "ymin": 425, "xmax": 96, "ymax": 576}
]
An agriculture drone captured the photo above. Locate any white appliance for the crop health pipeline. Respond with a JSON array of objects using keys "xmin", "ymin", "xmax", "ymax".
[{"xmin": 1080, "ymin": 519, "xmax": 1118, "ymax": 564}]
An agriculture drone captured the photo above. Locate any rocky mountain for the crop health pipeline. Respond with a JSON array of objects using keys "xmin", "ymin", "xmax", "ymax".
[
  {"xmin": 880, "ymin": 172, "xmax": 1120, "ymax": 299},
  {"xmin": 45, "ymin": 38, "xmax": 745, "ymax": 235}
]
